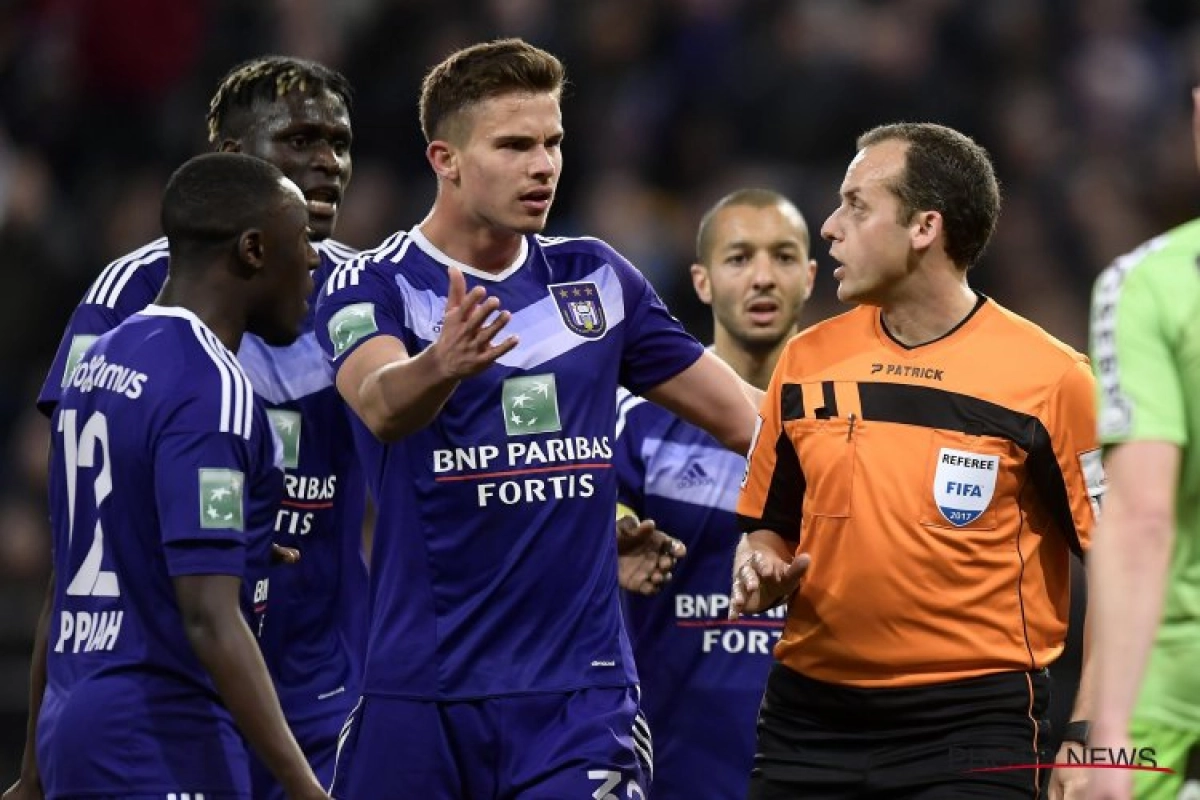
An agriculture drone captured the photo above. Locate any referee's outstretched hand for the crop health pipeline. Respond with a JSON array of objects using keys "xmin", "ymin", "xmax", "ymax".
[{"xmin": 728, "ymin": 540, "xmax": 810, "ymax": 620}]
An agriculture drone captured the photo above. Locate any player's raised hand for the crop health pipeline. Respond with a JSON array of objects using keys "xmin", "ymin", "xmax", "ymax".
[
  {"xmin": 616, "ymin": 515, "xmax": 687, "ymax": 595},
  {"xmin": 729, "ymin": 546, "xmax": 809, "ymax": 620},
  {"xmin": 431, "ymin": 266, "xmax": 519, "ymax": 380}
]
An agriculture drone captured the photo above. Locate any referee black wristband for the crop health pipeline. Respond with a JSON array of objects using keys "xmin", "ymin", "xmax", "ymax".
[{"xmin": 1062, "ymin": 720, "xmax": 1091, "ymax": 745}]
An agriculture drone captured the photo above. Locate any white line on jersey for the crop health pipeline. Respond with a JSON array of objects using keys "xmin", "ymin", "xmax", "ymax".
[{"xmin": 84, "ymin": 237, "xmax": 169, "ymax": 308}]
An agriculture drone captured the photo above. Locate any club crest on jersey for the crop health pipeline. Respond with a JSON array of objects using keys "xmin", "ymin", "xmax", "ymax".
[
  {"xmin": 933, "ymin": 447, "xmax": 999, "ymax": 527},
  {"xmin": 549, "ymin": 281, "xmax": 606, "ymax": 339},
  {"xmin": 267, "ymin": 409, "xmax": 301, "ymax": 470}
]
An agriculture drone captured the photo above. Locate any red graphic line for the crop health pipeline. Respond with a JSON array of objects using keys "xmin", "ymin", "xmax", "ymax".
[
  {"xmin": 676, "ymin": 620, "xmax": 785, "ymax": 629},
  {"xmin": 966, "ymin": 764, "xmax": 1175, "ymax": 774},
  {"xmin": 434, "ymin": 463, "xmax": 612, "ymax": 482},
  {"xmin": 282, "ymin": 499, "xmax": 334, "ymax": 510}
]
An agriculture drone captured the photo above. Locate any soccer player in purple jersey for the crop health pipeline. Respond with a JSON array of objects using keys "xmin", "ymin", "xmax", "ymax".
[
  {"xmin": 24, "ymin": 57, "xmax": 367, "ymax": 800},
  {"xmin": 614, "ymin": 188, "xmax": 816, "ymax": 800},
  {"xmin": 4, "ymin": 153, "xmax": 327, "ymax": 800},
  {"xmin": 314, "ymin": 38, "xmax": 759, "ymax": 799}
]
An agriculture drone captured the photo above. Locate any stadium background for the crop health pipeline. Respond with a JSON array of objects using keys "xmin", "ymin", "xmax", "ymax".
[{"xmin": 0, "ymin": 0, "xmax": 1196, "ymax": 776}]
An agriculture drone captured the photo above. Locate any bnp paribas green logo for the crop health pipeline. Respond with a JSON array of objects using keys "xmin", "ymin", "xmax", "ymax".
[
  {"xmin": 266, "ymin": 410, "xmax": 301, "ymax": 469},
  {"xmin": 328, "ymin": 302, "xmax": 378, "ymax": 358},
  {"xmin": 502, "ymin": 374, "xmax": 561, "ymax": 436},
  {"xmin": 61, "ymin": 334, "xmax": 98, "ymax": 387},
  {"xmin": 198, "ymin": 468, "xmax": 245, "ymax": 531}
]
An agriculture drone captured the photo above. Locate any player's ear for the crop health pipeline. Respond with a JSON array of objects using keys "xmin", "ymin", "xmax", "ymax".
[
  {"xmin": 428, "ymin": 140, "xmax": 458, "ymax": 182},
  {"xmin": 237, "ymin": 229, "xmax": 266, "ymax": 274},
  {"xmin": 217, "ymin": 139, "xmax": 242, "ymax": 154},
  {"xmin": 803, "ymin": 258, "xmax": 817, "ymax": 300},
  {"xmin": 690, "ymin": 263, "xmax": 713, "ymax": 306},
  {"xmin": 910, "ymin": 210, "xmax": 941, "ymax": 254}
]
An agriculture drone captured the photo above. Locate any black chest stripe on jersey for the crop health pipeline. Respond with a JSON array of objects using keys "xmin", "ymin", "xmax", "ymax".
[{"xmin": 776, "ymin": 380, "xmax": 1082, "ymax": 556}]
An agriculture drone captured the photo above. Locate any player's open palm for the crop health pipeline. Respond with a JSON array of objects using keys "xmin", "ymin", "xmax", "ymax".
[
  {"xmin": 431, "ymin": 266, "xmax": 518, "ymax": 379},
  {"xmin": 729, "ymin": 548, "xmax": 810, "ymax": 619},
  {"xmin": 616, "ymin": 515, "xmax": 687, "ymax": 595}
]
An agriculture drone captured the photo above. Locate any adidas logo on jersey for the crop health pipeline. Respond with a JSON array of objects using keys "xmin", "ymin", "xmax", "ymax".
[{"xmin": 676, "ymin": 460, "xmax": 715, "ymax": 490}]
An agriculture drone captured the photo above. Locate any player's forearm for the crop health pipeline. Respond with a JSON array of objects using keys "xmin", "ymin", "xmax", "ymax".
[
  {"xmin": 645, "ymin": 354, "xmax": 758, "ymax": 453},
  {"xmin": 358, "ymin": 346, "xmax": 461, "ymax": 441},
  {"xmin": 1065, "ymin": 573, "xmax": 1096, "ymax": 725},
  {"xmin": 184, "ymin": 610, "xmax": 320, "ymax": 794},
  {"xmin": 176, "ymin": 577, "xmax": 320, "ymax": 796},
  {"xmin": 1088, "ymin": 503, "xmax": 1173, "ymax": 738},
  {"xmin": 17, "ymin": 572, "xmax": 53, "ymax": 785},
  {"xmin": 740, "ymin": 377, "xmax": 765, "ymax": 409}
]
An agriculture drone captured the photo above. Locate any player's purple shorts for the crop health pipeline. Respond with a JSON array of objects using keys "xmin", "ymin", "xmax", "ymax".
[{"xmin": 330, "ymin": 687, "xmax": 652, "ymax": 799}]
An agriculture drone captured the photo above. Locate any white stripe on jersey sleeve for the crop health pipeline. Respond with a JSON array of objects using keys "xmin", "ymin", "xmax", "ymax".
[
  {"xmin": 314, "ymin": 238, "xmax": 359, "ymax": 264},
  {"xmin": 615, "ymin": 387, "xmax": 646, "ymax": 439},
  {"xmin": 325, "ymin": 260, "xmax": 363, "ymax": 295},
  {"xmin": 83, "ymin": 237, "xmax": 169, "ymax": 308},
  {"xmin": 324, "ymin": 231, "xmax": 409, "ymax": 296},
  {"xmin": 190, "ymin": 320, "xmax": 254, "ymax": 439}
]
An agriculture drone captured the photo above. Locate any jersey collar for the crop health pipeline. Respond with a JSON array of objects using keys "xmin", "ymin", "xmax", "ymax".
[{"xmin": 410, "ymin": 226, "xmax": 529, "ymax": 283}]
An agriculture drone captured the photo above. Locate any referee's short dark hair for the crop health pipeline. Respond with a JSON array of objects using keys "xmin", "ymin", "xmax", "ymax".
[{"xmin": 858, "ymin": 122, "xmax": 1000, "ymax": 271}]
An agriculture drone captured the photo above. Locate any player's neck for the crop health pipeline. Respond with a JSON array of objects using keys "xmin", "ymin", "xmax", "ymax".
[
  {"xmin": 878, "ymin": 273, "xmax": 977, "ymax": 348},
  {"xmin": 712, "ymin": 327, "xmax": 793, "ymax": 391},
  {"xmin": 156, "ymin": 275, "xmax": 245, "ymax": 352},
  {"xmin": 418, "ymin": 209, "xmax": 524, "ymax": 275}
]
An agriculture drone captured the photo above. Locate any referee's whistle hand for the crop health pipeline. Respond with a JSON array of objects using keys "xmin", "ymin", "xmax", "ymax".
[{"xmin": 728, "ymin": 551, "xmax": 810, "ymax": 620}]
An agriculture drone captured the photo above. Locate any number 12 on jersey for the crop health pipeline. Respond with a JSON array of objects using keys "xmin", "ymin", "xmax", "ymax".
[{"xmin": 57, "ymin": 409, "xmax": 120, "ymax": 598}]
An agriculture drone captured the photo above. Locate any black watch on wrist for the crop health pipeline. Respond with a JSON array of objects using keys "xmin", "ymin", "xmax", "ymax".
[{"xmin": 1062, "ymin": 720, "xmax": 1091, "ymax": 745}]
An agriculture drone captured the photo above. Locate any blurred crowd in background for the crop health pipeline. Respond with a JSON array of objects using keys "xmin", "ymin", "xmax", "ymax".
[{"xmin": 1, "ymin": 0, "xmax": 1198, "ymax": 774}]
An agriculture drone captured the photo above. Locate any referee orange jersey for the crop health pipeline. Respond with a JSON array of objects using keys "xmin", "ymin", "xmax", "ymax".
[{"xmin": 737, "ymin": 297, "xmax": 1101, "ymax": 688}]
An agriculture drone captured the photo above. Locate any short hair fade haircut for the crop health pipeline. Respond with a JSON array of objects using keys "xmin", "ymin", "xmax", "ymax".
[
  {"xmin": 161, "ymin": 152, "xmax": 289, "ymax": 262},
  {"xmin": 207, "ymin": 55, "xmax": 353, "ymax": 144},
  {"xmin": 857, "ymin": 122, "xmax": 1000, "ymax": 270},
  {"xmin": 419, "ymin": 38, "xmax": 565, "ymax": 143},
  {"xmin": 695, "ymin": 187, "xmax": 809, "ymax": 263}
]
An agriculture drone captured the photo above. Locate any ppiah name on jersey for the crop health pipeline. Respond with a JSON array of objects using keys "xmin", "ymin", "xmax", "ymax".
[{"xmin": 54, "ymin": 610, "xmax": 124, "ymax": 654}]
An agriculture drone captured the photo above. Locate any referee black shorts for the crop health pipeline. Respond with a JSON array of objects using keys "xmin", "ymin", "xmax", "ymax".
[{"xmin": 748, "ymin": 662, "xmax": 1050, "ymax": 800}]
